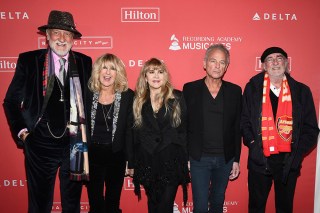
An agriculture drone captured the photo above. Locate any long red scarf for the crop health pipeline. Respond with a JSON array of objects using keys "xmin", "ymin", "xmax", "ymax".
[{"xmin": 261, "ymin": 73, "xmax": 293, "ymax": 157}]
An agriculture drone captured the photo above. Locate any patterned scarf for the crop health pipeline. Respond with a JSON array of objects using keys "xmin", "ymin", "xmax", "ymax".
[
  {"xmin": 261, "ymin": 73, "xmax": 293, "ymax": 157},
  {"xmin": 42, "ymin": 50, "xmax": 89, "ymax": 180}
]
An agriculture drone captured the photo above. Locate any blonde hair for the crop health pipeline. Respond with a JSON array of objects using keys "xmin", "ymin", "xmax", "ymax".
[
  {"xmin": 133, "ymin": 58, "xmax": 181, "ymax": 128},
  {"xmin": 88, "ymin": 53, "xmax": 128, "ymax": 93}
]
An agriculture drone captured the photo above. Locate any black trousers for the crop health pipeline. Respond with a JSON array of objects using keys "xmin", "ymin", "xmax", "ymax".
[
  {"xmin": 248, "ymin": 168, "xmax": 299, "ymax": 213},
  {"xmin": 146, "ymin": 184, "xmax": 178, "ymax": 213},
  {"xmin": 24, "ymin": 131, "xmax": 82, "ymax": 213},
  {"xmin": 87, "ymin": 143, "xmax": 126, "ymax": 213}
]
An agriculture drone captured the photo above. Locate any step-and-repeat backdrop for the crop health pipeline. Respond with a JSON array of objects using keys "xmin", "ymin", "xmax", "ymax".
[{"xmin": 1, "ymin": 1, "xmax": 319, "ymax": 212}]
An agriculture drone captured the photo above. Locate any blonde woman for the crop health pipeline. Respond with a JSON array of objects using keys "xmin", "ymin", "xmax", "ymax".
[
  {"xmin": 133, "ymin": 58, "xmax": 189, "ymax": 213},
  {"xmin": 86, "ymin": 53, "xmax": 134, "ymax": 213}
]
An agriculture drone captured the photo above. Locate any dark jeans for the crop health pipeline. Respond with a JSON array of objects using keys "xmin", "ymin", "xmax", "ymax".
[
  {"xmin": 146, "ymin": 184, "xmax": 178, "ymax": 213},
  {"xmin": 24, "ymin": 131, "xmax": 82, "ymax": 213},
  {"xmin": 87, "ymin": 143, "xmax": 126, "ymax": 213},
  {"xmin": 190, "ymin": 156, "xmax": 233, "ymax": 213},
  {"xmin": 248, "ymin": 169, "xmax": 298, "ymax": 213}
]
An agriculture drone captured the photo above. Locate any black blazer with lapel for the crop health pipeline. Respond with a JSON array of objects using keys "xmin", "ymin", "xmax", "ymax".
[
  {"xmin": 183, "ymin": 78, "xmax": 242, "ymax": 163},
  {"xmin": 3, "ymin": 49, "xmax": 92, "ymax": 147}
]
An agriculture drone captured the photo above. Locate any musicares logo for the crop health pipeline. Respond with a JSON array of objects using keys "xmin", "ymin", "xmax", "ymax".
[
  {"xmin": 38, "ymin": 36, "xmax": 113, "ymax": 49},
  {"xmin": 121, "ymin": 7, "xmax": 160, "ymax": 22},
  {"xmin": 253, "ymin": 12, "xmax": 297, "ymax": 21},
  {"xmin": 169, "ymin": 34, "xmax": 241, "ymax": 51},
  {"xmin": 52, "ymin": 202, "xmax": 89, "ymax": 213}
]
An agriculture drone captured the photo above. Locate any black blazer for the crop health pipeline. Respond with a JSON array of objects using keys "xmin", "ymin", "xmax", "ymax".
[
  {"xmin": 133, "ymin": 90, "xmax": 187, "ymax": 155},
  {"xmin": 86, "ymin": 89, "xmax": 134, "ymax": 167},
  {"xmin": 241, "ymin": 71, "xmax": 319, "ymax": 181},
  {"xmin": 183, "ymin": 78, "xmax": 242, "ymax": 163},
  {"xmin": 3, "ymin": 49, "xmax": 92, "ymax": 147}
]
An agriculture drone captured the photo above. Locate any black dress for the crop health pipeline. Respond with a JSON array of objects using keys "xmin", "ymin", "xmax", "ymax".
[{"xmin": 133, "ymin": 92, "xmax": 190, "ymax": 205}]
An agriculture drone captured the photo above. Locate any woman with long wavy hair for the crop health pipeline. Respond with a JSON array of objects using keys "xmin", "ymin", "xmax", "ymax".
[
  {"xmin": 86, "ymin": 53, "xmax": 134, "ymax": 213},
  {"xmin": 132, "ymin": 58, "xmax": 190, "ymax": 213}
]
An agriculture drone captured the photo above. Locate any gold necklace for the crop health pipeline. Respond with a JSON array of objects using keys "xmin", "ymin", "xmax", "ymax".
[{"xmin": 101, "ymin": 102, "xmax": 114, "ymax": 132}]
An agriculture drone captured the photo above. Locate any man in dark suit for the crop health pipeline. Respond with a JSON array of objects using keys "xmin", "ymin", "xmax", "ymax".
[
  {"xmin": 3, "ymin": 10, "xmax": 92, "ymax": 213},
  {"xmin": 183, "ymin": 44, "xmax": 242, "ymax": 213}
]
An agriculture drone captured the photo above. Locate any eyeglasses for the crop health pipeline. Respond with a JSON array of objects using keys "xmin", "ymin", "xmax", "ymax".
[{"xmin": 265, "ymin": 56, "xmax": 285, "ymax": 64}]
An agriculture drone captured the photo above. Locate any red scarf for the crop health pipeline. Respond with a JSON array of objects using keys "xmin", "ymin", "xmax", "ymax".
[{"xmin": 261, "ymin": 73, "xmax": 292, "ymax": 157}]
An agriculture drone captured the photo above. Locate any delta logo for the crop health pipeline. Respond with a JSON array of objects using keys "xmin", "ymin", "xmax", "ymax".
[
  {"xmin": 0, "ymin": 11, "xmax": 29, "ymax": 20},
  {"xmin": 253, "ymin": 12, "xmax": 297, "ymax": 21},
  {"xmin": 38, "ymin": 36, "xmax": 113, "ymax": 49},
  {"xmin": 121, "ymin": 7, "xmax": 160, "ymax": 22}
]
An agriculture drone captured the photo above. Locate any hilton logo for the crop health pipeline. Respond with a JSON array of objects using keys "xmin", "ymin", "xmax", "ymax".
[
  {"xmin": 255, "ymin": 57, "xmax": 292, "ymax": 72},
  {"xmin": 121, "ymin": 7, "xmax": 160, "ymax": 22},
  {"xmin": 0, "ymin": 57, "xmax": 18, "ymax": 72},
  {"xmin": 123, "ymin": 177, "xmax": 145, "ymax": 190}
]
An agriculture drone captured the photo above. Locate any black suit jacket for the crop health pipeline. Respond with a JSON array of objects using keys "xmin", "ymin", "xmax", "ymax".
[
  {"xmin": 241, "ymin": 71, "xmax": 319, "ymax": 181},
  {"xmin": 183, "ymin": 78, "xmax": 242, "ymax": 163},
  {"xmin": 3, "ymin": 49, "xmax": 92, "ymax": 147}
]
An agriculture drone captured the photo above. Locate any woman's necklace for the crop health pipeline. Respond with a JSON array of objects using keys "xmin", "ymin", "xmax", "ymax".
[{"xmin": 102, "ymin": 102, "xmax": 114, "ymax": 132}]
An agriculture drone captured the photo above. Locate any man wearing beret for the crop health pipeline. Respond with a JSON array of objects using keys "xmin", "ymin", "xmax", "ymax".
[
  {"xmin": 241, "ymin": 47, "xmax": 319, "ymax": 212},
  {"xmin": 3, "ymin": 10, "xmax": 92, "ymax": 213}
]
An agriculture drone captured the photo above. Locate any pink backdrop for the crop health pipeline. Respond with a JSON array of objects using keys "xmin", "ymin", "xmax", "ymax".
[{"xmin": 0, "ymin": 1, "xmax": 319, "ymax": 212}]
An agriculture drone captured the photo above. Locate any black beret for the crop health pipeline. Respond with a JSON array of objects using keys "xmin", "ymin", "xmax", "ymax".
[{"xmin": 261, "ymin": 47, "xmax": 288, "ymax": 63}]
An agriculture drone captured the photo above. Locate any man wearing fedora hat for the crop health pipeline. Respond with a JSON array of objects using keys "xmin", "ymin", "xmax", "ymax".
[
  {"xmin": 3, "ymin": 10, "xmax": 92, "ymax": 213},
  {"xmin": 241, "ymin": 47, "xmax": 319, "ymax": 212}
]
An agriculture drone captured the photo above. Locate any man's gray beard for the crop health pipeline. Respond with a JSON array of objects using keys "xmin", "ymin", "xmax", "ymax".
[{"xmin": 49, "ymin": 40, "xmax": 72, "ymax": 57}]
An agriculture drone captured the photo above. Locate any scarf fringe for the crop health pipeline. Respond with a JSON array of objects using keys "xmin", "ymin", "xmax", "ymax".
[{"xmin": 70, "ymin": 173, "xmax": 89, "ymax": 181}]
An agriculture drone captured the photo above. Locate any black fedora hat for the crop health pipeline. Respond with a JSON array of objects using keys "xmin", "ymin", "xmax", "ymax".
[{"xmin": 38, "ymin": 10, "xmax": 82, "ymax": 38}]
